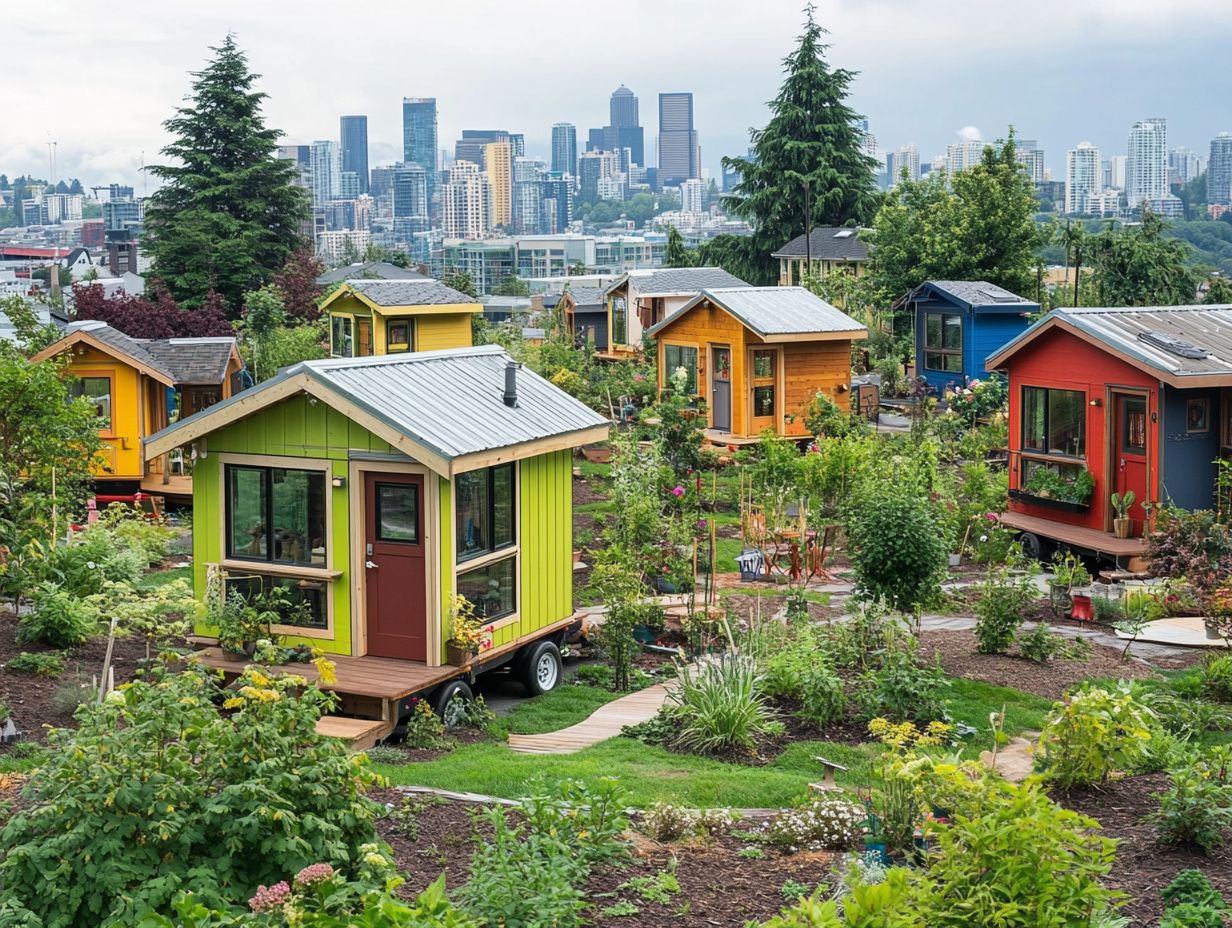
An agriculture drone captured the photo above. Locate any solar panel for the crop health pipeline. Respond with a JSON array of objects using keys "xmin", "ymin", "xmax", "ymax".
[
  {"xmin": 1137, "ymin": 330, "xmax": 1209, "ymax": 360},
  {"xmin": 833, "ymin": 230, "xmax": 854, "ymax": 238}
]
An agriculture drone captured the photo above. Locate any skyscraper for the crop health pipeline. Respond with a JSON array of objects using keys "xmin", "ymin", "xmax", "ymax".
[
  {"xmin": 605, "ymin": 85, "xmax": 644, "ymax": 167},
  {"xmin": 455, "ymin": 130, "xmax": 508, "ymax": 168},
  {"xmin": 578, "ymin": 150, "xmax": 619, "ymax": 203},
  {"xmin": 442, "ymin": 161, "xmax": 491, "ymax": 239},
  {"xmin": 402, "ymin": 98, "xmax": 438, "ymax": 212},
  {"xmin": 485, "ymin": 140, "xmax": 512, "ymax": 227},
  {"xmin": 888, "ymin": 145, "xmax": 921, "ymax": 186},
  {"xmin": 944, "ymin": 137, "xmax": 985, "ymax": 175},
  {"xmin": 392, "ymin": 162, "xmax": 429, "ymax": 220},
  {"xmin": 309, "ymin": 140, "xmax": 341, "ymax": 207},
  {"xmin": 1126, "ymin": 118, "xmax": 1167, "ymax": 208},
  {"xmin": 1209, "ymin": 132, "xmax": 1232, "ymax": 207},
  {"xmin": 1015, "ymin": 139, "xmax": 1046, "ymax": 183},
  {"xmin": 658, "ymin": 92, "xmax": 699, "ymax": 187},
  {"xmin": 551, "ymin": 123, "xmax": 577, "ymax": 176},
  {"xmin": 1065, "ymin": 142, "xmax": 1101, "ymax": 214},
  {"xmin": 339, "ymin": 116, "xmax": 369, "ymax": 194},
  {"xmin": 611, "ymin": 85, "xmax": 638, "ymax": 129}
]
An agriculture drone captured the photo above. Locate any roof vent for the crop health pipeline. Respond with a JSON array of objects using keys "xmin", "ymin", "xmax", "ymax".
[
  {"xmin": 503, "ymin": 360, "xmax": 521, "ymax": 408},
  {"xmin": 1137, "ymin": 330, "xmax": 1209, "ymax": 360}
]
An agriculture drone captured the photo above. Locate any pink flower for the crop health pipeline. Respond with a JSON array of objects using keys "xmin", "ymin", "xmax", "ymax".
[
  {"xmin": 294, "ymin": 863, "xmax": 335, "ymax": 886},
  {"xmin": 985, "ymin": 512, "xmax": 999, "ymax": 522},
  {"xmin": 249, "ymin": 881, "xmax": 291, "ymax": 912},
  {"xmin": 672, "ymin": 486, "xmax": 685, "ymax": 497}
]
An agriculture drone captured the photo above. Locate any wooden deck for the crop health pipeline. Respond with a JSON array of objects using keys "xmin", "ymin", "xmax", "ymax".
[
  {"xmin": 702, "ymin": 429, "xmax": 763, "ymax": 448},
  {"xmin": 194, "ymin": 647, "xmax": 460, "ymax": 700},
  {"xmin": 141, "ymin": 473, "xmax": 193, "ymax": 498},
  {"xmin": 999, "ymin": 510, "xmax": 1147, "ymax": 558},
  {"xmin": 315, "ymin": 715, "xmax": 396, "ymax": 750}
]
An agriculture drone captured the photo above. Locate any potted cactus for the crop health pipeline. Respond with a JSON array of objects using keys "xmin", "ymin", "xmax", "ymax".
[{"xmin": 1110, "ymin": 490, "xmax": 1136, "ymax": 539}]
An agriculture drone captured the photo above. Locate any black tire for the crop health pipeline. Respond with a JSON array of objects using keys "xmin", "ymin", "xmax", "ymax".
[
  {"xmin": 431, "ymin": 679, "xmax": 473, "ymax": 718},
  {"xmin": 1018, "ymin": 532, "xmax": 1047, "ymax": 561},
  {"xmin": 520, "ymin": 640, "xmax": 562, "ymax": 696}
]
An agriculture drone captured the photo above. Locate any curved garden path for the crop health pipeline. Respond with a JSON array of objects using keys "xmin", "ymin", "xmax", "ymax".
[{"xmin": 506, "ymin": 683, "xmax": 672, "ymax": 754}]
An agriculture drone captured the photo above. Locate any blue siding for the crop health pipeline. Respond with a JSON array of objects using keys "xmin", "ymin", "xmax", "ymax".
[
  {"xmin": 914, "ymin": 299, "xmax": 1031, "ymax": 394},
  {"xmin": 915, "ymin": 298, "xmax": 966, "ymax": 394},
  {"xmin": 1159, "ymin": 385, "xmax": 1222, "ymax": 510},
  {"xmin": 973, "ymin": 314, "xmax": 1032, "ymax": 379}
]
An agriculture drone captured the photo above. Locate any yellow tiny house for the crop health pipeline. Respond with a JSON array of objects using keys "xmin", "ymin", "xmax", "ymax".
[
  {"xmin": 322, "ymin": 279, "xmax": 481, "ymax": 358},
  {"xmin": 647, "ymin": 287, "xmax": 867, "ymax": 442}
]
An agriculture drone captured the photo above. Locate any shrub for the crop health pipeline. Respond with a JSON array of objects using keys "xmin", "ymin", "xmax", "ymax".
[
  {"xmin": 17, "ymin": 582, "xmax": 99, "ymax": 647},
  {"xmin": 1161, "ymin": 904, "xmax": 1227, "ymax": 928},
  {"xmin": 443, "ymin": 693, "xmax": 495, "ymax": 730},
  {"xmin": 857, "ymin": 646, "xmax": 950, "ymax": 724},
  {"xmin": 1035, "ymin": 686, "xmax": 1155, "ymax": 788},
  {"xmin": 0, "ymin": 663, "xmax": 382, "ymax": 925},
  {"xmin": 92, "ymin": 504, "xmax": 178, "ymax": 564},
  {"xmin": 668, "ymin": 654, "xmax": 779, "ymax": 756},
  {"xmin": 639, "ymin": 803, "xmax": 699, "ymax": 842},
  {"xmin": 1018, "ymin": 621, "xmax": 1067, "ymax": 664},
  {"xmin": 760, "ymin": 869, "xmax": 924, "ymax": 928},
  {"xmin": 44, "ymin": 529, "xmax": 144, "ymax": 597},
  {"xmin": 0, "ymin": 698, "xmax": 9, "ymax": 724},
  {"xmin": 519, "ymin": 777, "xmax": 629, "ymax": 867},
  {"xmin": 922, "ymin": 780, "xmax": 1122, "ymax": 927},
  {"xmin": 762, "ymin": 638, "xmax": 847, "ymax": 727},
  {"xmin": 1161, "ymin": 869, "xmax": 1228, "ymax": 911},
  {"xmin": 1148, "ymin": 750, "xmax": 1232, "ymax": 852},
  {"xmin": 5, "ymin": 651, "xmax": 65, "ymax": 676},
  {"xmin": 1204, "ymin": 654, "xmax": 1232, "ymax": 703},
  {"xmin": 404, "ymin": 699, "xmax": 448, "ymax": 749},
  {"xmin": 846, "ymin": 482, "xmax": 947, "ymax": 609},
  {"xmin": 973, "ymin": 560, "xmax": 1038, "ymax": 655},
  {"xmin": 760, "ymin": 796, "xmax": 866, "ymax": 853},
  {"xmin": 574, "ymin": 662, "xmax": 615, "ymax": 689},
  {"xmin": 804, "ymin": 391, "xmax": 870, "ymax": 440}
]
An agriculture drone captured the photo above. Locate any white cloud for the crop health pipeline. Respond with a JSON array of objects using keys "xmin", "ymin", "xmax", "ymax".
[{"xmin": 957, "ymin": 126, "xmax": 983, "ymax": 142}]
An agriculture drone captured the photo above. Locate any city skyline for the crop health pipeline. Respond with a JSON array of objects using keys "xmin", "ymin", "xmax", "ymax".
[{"xmin": 4, "ymin": 0, "xmax": 1232, "ymax": 190}]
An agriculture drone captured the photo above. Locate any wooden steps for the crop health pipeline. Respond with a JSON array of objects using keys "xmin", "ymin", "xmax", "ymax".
[{"xmin": 315, "ymin": 715, "xmax": 395, "ymax": 751}]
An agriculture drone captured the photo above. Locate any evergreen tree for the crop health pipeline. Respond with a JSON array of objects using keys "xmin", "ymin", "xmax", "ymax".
[
  {"xmin": 144, "ymin": 35, "xmax": 307, "ymax": 316},
  {"xmin": 664, "ymin": 226, "xmax": 698, "ymax": 268},
  {"xmin": 1089, "ymin": 213, "xmax": 1198, "ymax": 306},
  {"xmin": 719, "ymin": 5, "xmax": 882, "ymax": 283}
]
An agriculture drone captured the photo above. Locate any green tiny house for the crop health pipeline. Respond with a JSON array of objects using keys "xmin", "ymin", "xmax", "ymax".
[{"xmin": 144, "ymin": 346, "xmax": 608, "ymax": 669}]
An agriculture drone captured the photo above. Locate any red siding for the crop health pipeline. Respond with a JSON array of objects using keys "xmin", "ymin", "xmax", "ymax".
[{"xmin": 1005, "ymin": 328, "xmax": 1159, "ymax": 531}]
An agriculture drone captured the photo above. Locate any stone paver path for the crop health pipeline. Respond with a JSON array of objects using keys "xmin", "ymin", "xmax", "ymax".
[
  {"xmin": 980, "ymin": 733, "xmax": 1038, "ymax": 783},
  {"xmin": 507, "ymin": 683, "xmax": 671, "ymax": 754}
]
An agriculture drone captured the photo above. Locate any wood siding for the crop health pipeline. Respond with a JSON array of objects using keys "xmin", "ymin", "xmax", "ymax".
[
  {"xmin": 656, "ymin": 300, "xmax": 748, "ymax": 435},
  {"xmin": 777, "ymin": 339, "xmax": 853, "ymax": 436},
  {"xmin": 415, "ymin": 314, "xmax": 473, "ymax": 352},
  {"xmin": 68, "ymin": 346, "xmax": 148, "ymax": 480}
]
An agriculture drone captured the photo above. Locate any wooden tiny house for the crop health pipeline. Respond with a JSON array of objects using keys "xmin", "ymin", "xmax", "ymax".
[
  {"xmin": 601, "ymin": 267, "xmax": 749, "ymax": 357},
  {"xmin": 31, "ymin": 321, "xmax": 245, "ymax": 498},
  {"xmin": 558, "ymin": 287, "xmax": 609, "ymax": 350},
  {"xmin": 771, "ymin": 226, "xmax": 871, "ymax": 287},
  {"xmin": 321, "ymin": 279, "xmax": 481, "ymax": 358},
  {"xmin": 988, "ymin": 305, "xmax": 1232, "ymax": 561},
  {"xmin": 646, "ymin": 287, "xmax": 866, "ymax": 442}
]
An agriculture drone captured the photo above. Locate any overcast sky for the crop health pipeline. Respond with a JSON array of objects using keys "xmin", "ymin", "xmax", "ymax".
[{"xmin": 6, "ymin": 0, "xmax": 1232, "ymax": 191}]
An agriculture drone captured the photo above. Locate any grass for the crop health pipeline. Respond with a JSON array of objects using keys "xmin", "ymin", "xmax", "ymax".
[
  {"xmin": 133, "ymin": 565, "xmax": 191, "ymax": 592},
  {"xmin": 489, "ymin": 683, "xmax": 626, "ymax": 737}
]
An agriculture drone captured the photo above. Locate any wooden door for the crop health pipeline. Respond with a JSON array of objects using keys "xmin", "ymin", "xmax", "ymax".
[
  {"xmin": 364, "ymin": 473, "xmax": 427, "ymax": 660},
  {"xmin": 357, "ymin": 318, "xmax": 373, "ymax": 357},
  {"xmin": 1114, "ymin": 393, "xmax": 1148, "ymax": 532},
  {"xmin": 711, "ymin": 346, "xmax": 732, "ymax": 431}
]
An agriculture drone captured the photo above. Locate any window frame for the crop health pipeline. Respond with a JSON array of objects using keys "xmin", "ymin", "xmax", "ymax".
[
  {"xmin": 386, "ymin": 318, "xmax": 415, "ymax": 354},
  {"xmin": 330, "ymin": 315, "xmax": 354, "ymax": 358},
  {"xmin": 70, "ymin": 372, "xmax": 115, "ymax": 436},
  {"xmin": 922, "ymin": 312, "xmax": 963, "ymax": 373},
  {"xmin": 662, "ymin": 342, "xmax": 699, "ymax": 396},
  {"xmin": 611, "ymin": 296, "xmax": 628, "ymax": 345},
  {"xmin": 455, "ymin": 463, "xmax": 517, "ymax": 565},
  {"xmin": 750, "ymin": 347, "xmax": 779, "ymax": 423},
  {"xmin": 223, "ymin": 462, "xmax": 330, "ymax": 569},
  {"xmin": 1021, "ymin": 385, "xmax": 1087, "ymax": 461}
]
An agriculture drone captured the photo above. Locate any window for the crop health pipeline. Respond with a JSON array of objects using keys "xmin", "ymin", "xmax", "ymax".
[
  {"xmin": 376, "ymin": 482, "xmax": 419, "ymax": 543},
  {"xmin": 751, "ymin": 349, "xmax": 777, "ymax": 420},
  {"xmin": 456, "ymin": 556, "xmax": 515, "ymax": 621},
  {"xmin": 225, "ymin": 573, "xmax": 327, "ymax": 630},
  {"xmin": 225, "ymin": 465, "xmax": 327, "ymax": 567},
  {"xmin": 456, "ymin": 464, "xmax": 515, "ymax": 562},
  {"xmin": 611, "ymin": 297, "xmax": 627, "ymax": 345},
  {"xmin": 1122, "ymin": 397, "xmax": 1147, "ymax": 452},
  {"xmin": 1022, "ymin": 387, "xmax": 1086, "ymax": 458},
  {"xmin": 71, "ymin": 376, "xmax": 113, "ymax": 430},
  {"xmin": 923, "ymin": 313, "xmax": 963, "ymax": 373},
  {"xmin": 356, "ymin": 318, "xmax": 373, "ymax": 357},
  {"xmin": 386, "ymin": 319, "xmax": 414, "ymax": 354},
  {"xmin": 662, "ymin": 344, "xmax": 698, "ymax": 394},
  {"xmin": 331, "ymin": 316, "xmax": 353, "ymax": 358}
]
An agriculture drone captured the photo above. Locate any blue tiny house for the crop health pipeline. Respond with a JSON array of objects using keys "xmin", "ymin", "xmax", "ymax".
[{"xmin": 906, "ymin": 281, "xmax": 1039, "ymax": 394}]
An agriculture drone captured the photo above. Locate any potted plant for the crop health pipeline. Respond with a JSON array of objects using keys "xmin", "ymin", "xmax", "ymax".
[
  {"xmin": 1048, "ymin": 551, "xmax": 1091, "ymax": 616},
  {"xmin": 446, "ymin": 595, "xmax": 493, "ymax": 666},
  {"xmin": 1110, "ymin": 491, "xmax": 1136, "ymax": 539},
  {"xmin": 213, "ymin": 590, "xmax": 269, "ymax": 659}
]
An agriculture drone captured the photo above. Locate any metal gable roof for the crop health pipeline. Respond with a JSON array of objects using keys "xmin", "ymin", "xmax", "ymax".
[
  {"xmin": 145, "ymin": 345, "xmax": 609, "ymax": 469},
  {"xmin": 986, "ymin": 304, "xmax": 1232, "ymax": 383},
  {"xmin": 771, "ymin": 227, "xmax": 871, "ymax": 261},
  {"xmin": 604, "ymin": 266, "xmax": 749, "ymax": 298},
  {"xmin": 647, "ymin": 286, "xmax": 867, "ymax": 339}
]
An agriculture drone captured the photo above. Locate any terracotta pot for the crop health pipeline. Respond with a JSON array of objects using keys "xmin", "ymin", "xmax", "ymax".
[
  {"xmin": 1113, "ymin": 517, "xmax": 1133, "ymax": 539},
  {"xmin": 446, "ymin": 643, "xmax": 476, "ymax": 667}
]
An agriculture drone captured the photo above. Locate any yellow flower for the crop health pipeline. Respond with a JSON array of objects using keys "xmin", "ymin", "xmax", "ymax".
[{"xmin": 223, "ymin": 697, "xmax": 244, "ymax": 709}]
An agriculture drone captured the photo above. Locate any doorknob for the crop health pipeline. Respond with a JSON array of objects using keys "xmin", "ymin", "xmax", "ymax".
[{"xmin": 365, "ymin": 560, "xmax": 378, "ymax": 569}]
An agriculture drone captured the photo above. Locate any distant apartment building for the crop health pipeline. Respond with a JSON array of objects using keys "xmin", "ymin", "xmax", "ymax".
[
  {"xmin": 310, "ymin": 140, "xmax": 342, "ymax": 207},
  {"xmin": 1126, "ymin": 118, "xmax": 1167, "ymax": 208},
  {"xmin": 1016, "ymin": 139, "xmax": 1046, "ymax": 183},
  {"xmin": 402, "ymin": 98, "xmax": 438, "ymax": 212},
  {"xmin": 340, "ymin": 115, "xmax": 369, "ymax": 194},
  {"xmin": 679, "ymin": 178, "xmax": 705, "ymax": 213},
  {"xmin": 455, "ymin": 130, "xmax": 508, "ymax": 169},
  {"xmin": 1208, "ymin": 132, "xmax": 1232, "ymax": 206},
  {"xmin": 339, "ymin": 172, "xmax": 361, "ymax": 201},
  {"xmin": 551, "ymin": 123, "xmax": 578, "ymax": 176},
  {"xmin": 945, "ymin": 138, "xmax": 985, "ymax": 175},
  {"xmin": 539, "ymin": 175, "xmax": 574, "ymax": 234},
  {"xmin": 485, "ymin": 140, "xmax": 512, "ymax": 227},
  {"xmin": 1104, "ymin": 155, "xmax": 1128, "ymax": 191},
  {"xmin": 658, "ymin": 92, "xmax": 700, "ymax": 186},
  {"xmin": 1080, "ymin": 189, "xmax": 1121, "ymax": 218},
  {"xmin": 1065, "ymin": 142, "xmax": 1101, "ymax": 214},
  {"xmin": 1169, "ymin": 146, "xmax": 1205, "ymax": 186},
  {"xmin": 578, "ymin": 150, "xmax": 620, "ymax": 203},
  {"xmin": 515, "ymin": 234, "xmax": 597, "ymax": 278},
  {"xmin": 442, "ymin": 161, "xmax": 491, "ymax": 239},
  {"xmin": 888, "ymin": 145, "xmax": 921, "ymax": 185},
  {"xmin": 442, "ymin": 239, "xmax": 517, "ymax": 294},
  {"xmin": 316, "ymin": 230, "xmax": 371, "ymax": 263},
  {"xmin": 1142, "ymin": 195, "xmax": 1184, "ymax": 218},
  {"xmin": 392, "ymin": 162, "xmax": 430, "ymax": 225}
]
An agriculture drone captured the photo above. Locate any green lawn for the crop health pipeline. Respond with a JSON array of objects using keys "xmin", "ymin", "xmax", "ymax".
[
  {"xmin": 489, "ymin": 683, "xmax": 626, "ymax": 737},
  {"xmin": 134, "ymin": 565, "xmax": 192, "ymax": 592}
]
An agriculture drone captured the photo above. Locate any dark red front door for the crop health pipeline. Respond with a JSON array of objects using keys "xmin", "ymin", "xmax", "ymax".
[
  {"xmin": 1114, "ymin": 394, "xmax": 1149, "ymax": 533},
  {"xmin": 364, "ymin": 473, "xmax": 427, "ymax": 660}
]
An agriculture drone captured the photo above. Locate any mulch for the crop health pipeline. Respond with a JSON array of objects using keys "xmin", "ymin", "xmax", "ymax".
[
  {"xmin": 1056, "ymin": 773, "xmax": 1232, "ymax": 926},
  {"xmin": 0, "ymin": 607, "xmax": 155, "ymax": 744},
  {"xmin": 373, "ymin": 788, "xmax": 837, "ymax": 926},
  {"xmin": 918, "ymin": 628, "xmax": 1159, "ymax": 700},
  {"xmin": 573, "ymin": 474, "xmax": 611, "ymax": 508}
]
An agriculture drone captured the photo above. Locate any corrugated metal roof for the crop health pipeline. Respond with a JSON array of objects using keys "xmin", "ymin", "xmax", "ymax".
[
  {"xmin": 147, "ymin": 345, "xmax": 609, "ymax": 465},
  {"xmin": 922, "ymin": 281, "xmax": 1038, "ymax": 309},
  {"xmin": 771, "ymin": 227, "xmax": 871, "ymax": 261},
  {"xmin": 1053, "ymin": 305, "xmax": 1232, "ymax": 377},
  {"xmin": 345, "ymin": 278, "xmax": 478, "ymax": 307},
  {"xmin": 648, "ymin": 286, "xmax": 866, "ymax": 339}
]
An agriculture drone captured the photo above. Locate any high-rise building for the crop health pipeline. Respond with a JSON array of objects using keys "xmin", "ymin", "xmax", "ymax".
[
  {"xmin": 509, "ymin": 134, "xmax": 525, "ymax": 159},
  {"xmin": 551, "ymin": 123, "xmax": 577, "ymax": 176},
  {"xmin": 402, "ymin": 98, "xmax": 438, "ymax": 212},
  {"xmin": 888, "ymin": 145, "xmax": 921, "ymax": 186},
  {"xmin": 513, "ymin": 181, "xmax": 542, "ymax": 234},
  {"xmin": 1065, "ymin": 142, "xmax": 1101, "ymax": 214},
  {"xmin": 310, "ymin": 140, "xmax": 342, "ymax": 206},
  {"xmin": 455, "ymin": 130, "xmax": 508, "ymax": 169},
  {"xmin": 1126, "ymin": 118, "xmax": 1167, "ymax": 208},
  {"xmin": 658, "ymin": 92, "xmax": 699, "ymax": 186},
  {"xmin": 485, "ymin": 140, "xmax": 513, "ymax": 227},
  {"xmin": 339, "ymin": 116, "xmax": 369, "ymax": 194},
  {"xmin": 392, "ymin": 163, "xmax": 429, "ymax": 220},
  {"xmin": 277, "ymin": 144, "xmax": 313, "ymax": 192},
  {"xmin": 600, "ymin": 85, "xmax": 645, "ymax": 168},
  {"xmin": 1169, "ymin": 147, "xmax": 1205, "ymax": 185},
  {"xmin": 944, "ymin": 137, "xmax": 985, "ymax": 175},
  {"xmin": 1106, "ymin": 155, "xmax": 1128, "ymax": 190},
  {"xmin": 1015, "ymin": 139, "xmax": 1046, "ymax": 183},
  {"xmin": 578, "ymin": 150, "xmax": 620, "ymax": 203},
  {"xmin": 339, "ymin": 171, "xmax": 361, "ymax": 200},
  {"xmin": 1209, "ymin": 132, "xmax": 1232, "ymax": 207},
  {"xmin": 369, "ymin": 165, "xmax": 395, "ymax": 202},
  {"xmin": 679, "ymin": 178, "xmax": 705, "ymax": 213},
  {"xmin": 442, "ymin": 161, "xmax": 491, "ymax": 239},
  {"xmin": 611, "ymin": 85, "xmax": 639, "ymax": 129}
]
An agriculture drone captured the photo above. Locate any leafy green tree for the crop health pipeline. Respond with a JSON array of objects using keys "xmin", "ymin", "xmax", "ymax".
[
  {"xmin": 144, "ymin": 35, "xmax": 307, "ymax": 316},
  {"xmin": 1179, "ymin": 172, "xmax": 1208, "ymax": 220},
  {"xmin": 720, "ymin": 6, "xmax": 882, "ymax": 284},
  {"xmin": 493, "ymin": 274, "xmax": 530, "ymax": 297},
  {"xmin": 441, "ymin": 270, "xmax": 477, "ymax": 298},
  {"xmin": 1204, "ymin": 275, "xmax": 1232, "ymax": 304},
  {"xmin": 239, "ymin": 284, "xmax": 288, "ymax": 382},
  {"xmin": 1055, "ymin": 221, "xmax": 1089, "ymax": 307},
  {"xmin": 625, "ymin": 192, "xmax": 656, "ymax": 225},
  {"xmin": 1089, "ymin": 213, "xmax": 1198, "ymax": 306},
  {"xmin": 869, "ymin": 135, "xmax": 1042, "ymax": 300}
]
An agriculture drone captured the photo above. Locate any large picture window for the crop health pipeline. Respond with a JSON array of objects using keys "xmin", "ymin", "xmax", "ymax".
[
  {"xmin": 70, "ymin": 376, "xmax": 113, "ymax": 430},
  {"xmin": 457, "ymin": 557, "xmax": 515, "ymax": 621},
  {"xmin": 330, "ymin": 316, "xmax": 354, "ymax": 358},
  {"xmin": 611, "ymin": 297, "xmax": 628, "ymax": 345},
  {"xmin": 923, "ymin": 313, "xmax": 963, "ymax": 373},
  {"xmin": 456, "ymin": 463, "xmax": 515, "ymax": 563},
  {"xmin": 225, "ymin": 573, "xmax": 327, "ymax": 630},
  {"xmin": 1022, "ymin": 386, "xmax": 1086, "ymax": 458},
  {"xmin": 663, "ymin": 344, "xmax": 699, "ymax": 394},
  {"xmin": 226, "ymin": 464, "xmax": 327, "ymax": 567}
]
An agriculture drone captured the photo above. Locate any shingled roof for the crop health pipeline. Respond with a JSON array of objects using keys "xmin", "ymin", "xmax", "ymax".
[
  {"xmin": 34, "ymin": 321, "xmax": 239, "ymax": 387},
  {"xmin": 342, "ymin": 278, "xmax": 479, "ymax": 308},
  {"xmin": 771, "ymin": 227, "xmax": 870, "ymax": 262},
  {"xmin": 315, "ymin": 261, "xmax": 428, "ymax": 284},
  {"xmin": 605, "ymin": 266, "xmax": 749, "ymax": 297},
  {"xmin": 914, "ymin": 280, "xmax": 1038, "ymax": 310}
]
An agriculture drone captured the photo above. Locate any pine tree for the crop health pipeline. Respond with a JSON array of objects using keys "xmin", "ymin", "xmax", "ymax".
[
  {"xmin": 664, "ymin": 226, "xmax": 698, "ymax": 268},
  {"xmin": 718, "ymin": 5, "xmax": 882, "ymax": 283},
  {"xmin": 144, "ymin": 35, "xmax": 307, "ymax": 316}
]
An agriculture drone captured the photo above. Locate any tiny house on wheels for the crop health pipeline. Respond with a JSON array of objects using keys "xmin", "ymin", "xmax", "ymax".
[
  {"xmin": 903, "ymin": 281, "xmax": 1039, "ymax": 395},
  {"xmin": 143, "ymin": 345, "xmax": 609, "ymax": 746},
  {"xmin": 321, "ymin": 279, "xmax": 481, "ymax": 358},
  {"xmin": 646, "ymin": 286, "xmax": 867, "ymax": 444},
  {"xmin": 988, "ymin": 304, "xmax": 1232, "ymax": 563}
]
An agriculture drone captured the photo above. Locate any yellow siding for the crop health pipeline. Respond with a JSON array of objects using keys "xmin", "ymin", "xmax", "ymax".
[
  {"xmin": 66, "ymin": 347, "xmax": 149, "ymax": 480},
  {"xmin": 410, "ymin": 313, "xmax": 473, "ymax": 352}
]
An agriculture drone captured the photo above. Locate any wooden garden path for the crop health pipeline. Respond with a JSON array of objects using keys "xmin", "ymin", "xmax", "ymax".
[{"xmin": 506, "ymin": 683, "xmax": 672, "ymax": 754}]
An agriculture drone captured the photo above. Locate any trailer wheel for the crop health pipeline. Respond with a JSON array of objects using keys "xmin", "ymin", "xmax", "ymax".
[
  {"xmin": 431, "ymin": 679, "xmax": 473, "ymax": 719},
  {"xmin": 1017, "ymin": 532, "xmax": 1049, "ymax": 561},
  {"xmin": 520, "ymin": 641, "xmax": 562, "ymax": 696}
]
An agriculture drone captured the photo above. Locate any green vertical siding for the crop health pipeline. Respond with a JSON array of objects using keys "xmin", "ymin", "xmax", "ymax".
[{"xmin": 516, "ymin": 450, "xmax": 574, "ymax": 641}]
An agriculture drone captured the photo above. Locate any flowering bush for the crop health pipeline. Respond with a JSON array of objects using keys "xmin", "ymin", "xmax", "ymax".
[
  {"xmin": 638, "ymin": 803, "xmax": 737, "ymax": 842},
  {"xmin": 447, "ymin": 595, "xmax": 493, "ymax": 653},
  {"xmin": 761, "ymin": 796, "xmax": 866, "ymax": 853},
  {"xmin": 404, "ymin": 698, "xmax": 449, "ymax": 749},
  {"xmin": 946, "ymin": 373, "xmax": 1008, "ymax": 423}
]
